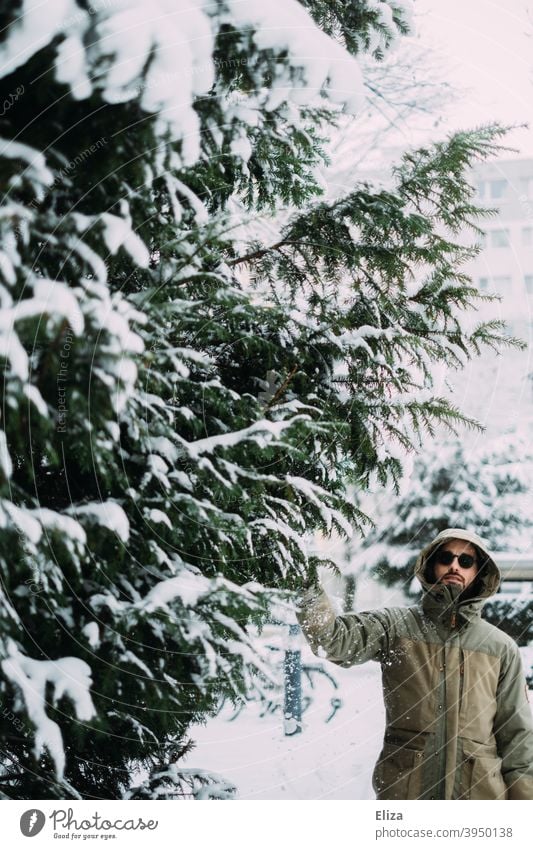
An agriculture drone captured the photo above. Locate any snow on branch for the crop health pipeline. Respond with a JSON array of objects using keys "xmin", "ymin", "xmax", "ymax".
[
  {"xmin": 286, "ymin": 475, "xmax": 354, "ymax": 537},
  {"xmin": 0, "ymin": 0, "xmax": 409, "ymax": 161},
  {"xmin": 0, "ymin": 137, "xmax": 54, "ymax": 194},
  {"xmin": 0, "ymin": 500, "xmax": 42, "ymax": 544},
  {"xmin": 128, "ymin": 764, "xmax": 236, "ymax": 800},
  {"xmin": 139, "ymin": 568, "xmax": 264, "ymax": 615},
  {"xmin": 225, "ymin": 0, "xmax": 365, "ymax": 114},
  {"xmin": 73, "ymin": 205, "xmax": 150, "ymax": 269},
  {"xmin": 66, "ymin": 501, "xmax": 130, "ymax": 542},
  {"xmin": 140, "ymin": 571, "xmax": 212, "ymax": 613},
  {"xmin": 1, "ymin": 642, "xmax": 96, "ymax": 780},
  {"xmin": 179, "ymin": 414, "xmax": 311, "ymax": 459}
]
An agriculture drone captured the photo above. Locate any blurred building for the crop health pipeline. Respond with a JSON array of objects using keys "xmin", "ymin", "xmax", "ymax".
[
  {"xmin": 472, "ymin": 158, "xmax": 533, "ymax": 316},
  {"xmin": 443, "ymin": 158, "xmax": 533, "ymax": 438}
]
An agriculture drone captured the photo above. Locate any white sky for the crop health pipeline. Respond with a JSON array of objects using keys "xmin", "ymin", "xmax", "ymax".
[{"xmin": 415, "ymin": 0, "xmax": 533, "ymax": 157}]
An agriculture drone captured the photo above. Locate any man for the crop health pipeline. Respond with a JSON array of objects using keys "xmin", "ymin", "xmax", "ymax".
[{"xmin": 296, "ymin": 528, "xmax": 533, "ymax": 799}]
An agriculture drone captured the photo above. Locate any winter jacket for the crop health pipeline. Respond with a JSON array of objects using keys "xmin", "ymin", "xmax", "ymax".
[{"xmin": 296, "ymin": 528, "xmax": 533, "ymax": 800}]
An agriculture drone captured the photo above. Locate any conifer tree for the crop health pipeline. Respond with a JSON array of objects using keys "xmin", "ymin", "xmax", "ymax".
[
  {"xmin": 355, "ymin": 435, "xmax": 533, "ymax": 608},
  {"xmin": 0, "ymin": 0, "xmax": 518, "ymax": 798}
]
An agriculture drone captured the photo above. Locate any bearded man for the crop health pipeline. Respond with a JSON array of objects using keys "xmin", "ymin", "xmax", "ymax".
[{"xmin": 296, "ymin": 528, "xmax": 533, "ymax": 799}]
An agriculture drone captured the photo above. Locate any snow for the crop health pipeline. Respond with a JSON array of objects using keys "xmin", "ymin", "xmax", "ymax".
[
  {"xmin": 185, "ymin": 644, "xmax": 384, "ymax": 799},
  {"xmin": 29, "ymin": 508, "xmax": 87, "ymax": 546},
  {"xmin": 55, "ymin": 33, "xmax": 91, "ymax": 99},
  {"xmin": 97, "ymin": 1, "xmax": 214, "ymax": 160},
  {"xmin": 145, "ymin": 436, "xmax": 179, "ymax": 463},
  {"xmin": 141, "ymin": 570, "xmax": 212, "ymax": 612},
  {"xmin": 0, "ymin": 430, "xmax": 13, "ymax": 479},
  {"xmin": 0, "ymin": 1, "xmax": 82, "ymax": 77},
  {"xmin": 28, "ymin": 277, "xmax": 84, "ymax": 335},
  {"xmin": 226, "ymin": 0, "xmax": 365, "ymax": 114},
  {"xmin": 184, "ymin": 415, "xmax": 311, "ymax": 459},
  {"xmin": 68, "ymin": 501, "xmax": 130, "ymax": 542},
  {"xmin": 145, "ymin": 508, "xmax": 173, "ymax": 529},
  {"xmin": 0, "ymin": 271, "xmax": 85, "ymax": 385},
  {"xmin": 0, "ymin": 1, "xmax": 411, "ymax": 167},
  {"xmin": 120, "ymin": 650, "xmax": 154, "ymax": 678},
  {"xmin": 0, "ymin": 249, "xmax": 17, "ymax": 286},
  {"xmin": 366, "ymin": 0, "xmax": 415, "ymax": 55},
  {"xmin": 520, "ymin": 645, "xmax": 533, "ymax": 668},
  {"xmin": 88, "ymin": 300, "xmax": 144, "ymax": 356},
  {"xmin": 0, "ymin": 137, "xmax": 54, "ymax": 189},
  {"xmin": 106, "ymin": 421, "xmax": 121, "ymax": 441},
  {"xmin": 286, "ymin": 475, "xmax": 354, "ymax": 537},
  {"xmin": 250, "ymin": 516, "xmax": 307, "ymax": 560},
  {"xmin": 0, "ymin": 500, "xmax": 42, "ymax": 544},
  {"xmin": 82, "ymin": 622, "xmax": 101, "ymax": 649},
  {"xmin": 101, "ymin": 208, "xmax": 150, "ymax": 268},
  {"xmin": 0, "ymin": 309, "xmax": 30, "ymax": 380},
  {"xmin": 170, "ymin": 470, "xmax": 193, "ymax": 491},
  {"xmin": 68, "ymin": 236, "xmax": 109, "ymax": 285},
  {"xmin": 23, "ymin": 384, "xmax": 49, "ymax": 418},
  {"xmin": 164, "ymin": 177, "xmax": 208, "ymax": 225},
  {"xmin": 1, "ymin": 642, "xmax": 96, "ymax": 780},
  {"xmin": 2, "ymin": 0, "xmax": 529, "ymax": 804},
  {"xmin": 0, "ymin": 1, "xmax": 214, "ymax": 161},
  {"xmin": 230, "ymin": 133, "xmax": 253, "ymax": 164}
]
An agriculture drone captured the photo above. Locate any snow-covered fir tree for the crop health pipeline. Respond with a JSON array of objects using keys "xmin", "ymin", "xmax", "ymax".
[
  {"xmin": 0, "ymin": 0, "xmax": 519, "ymax": 798},
  {"xmin": 353, "ymin": 433, "xmax": 533, "ymax": 596}
]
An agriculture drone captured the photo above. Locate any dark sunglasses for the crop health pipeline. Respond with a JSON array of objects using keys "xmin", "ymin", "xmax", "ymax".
[{"xmin": 436, "ymin": 550, "xmax": 477, "ymax": 569}]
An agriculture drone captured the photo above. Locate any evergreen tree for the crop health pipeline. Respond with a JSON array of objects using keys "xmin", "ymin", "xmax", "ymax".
[
  {"xmin": 0, "ymin": 0, "xmax": 519, "ymax": 798},
  {"xmin": 355, "ymin": 434, "xmax": 533, "ymax": 611}
]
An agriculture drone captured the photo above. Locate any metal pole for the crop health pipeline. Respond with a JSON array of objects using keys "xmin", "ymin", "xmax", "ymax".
[{"xmin": 284, "ymin": 623, "xmax": 302, "ymax": 735}]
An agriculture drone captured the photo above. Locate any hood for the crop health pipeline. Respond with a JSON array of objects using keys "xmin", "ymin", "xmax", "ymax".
[{"xmin": 414, "ymin": 527, "xmax": 501, "ymax": 602}]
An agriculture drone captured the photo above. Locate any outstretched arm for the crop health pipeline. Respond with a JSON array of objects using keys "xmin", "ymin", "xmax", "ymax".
[{"xmin": 295, "ymin": 585, "xmax": 396, "ymax": 668}]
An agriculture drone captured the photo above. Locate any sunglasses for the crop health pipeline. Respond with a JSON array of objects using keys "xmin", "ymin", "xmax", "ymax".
[{"xmin": 436, "ymin": 550, "xmax": 477, "ymax": 569}]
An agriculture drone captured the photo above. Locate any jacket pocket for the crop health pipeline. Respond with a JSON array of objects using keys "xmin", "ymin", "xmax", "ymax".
[
  {"xmin": 373, "ymin": 742, "xmax": 425, "ymax": 800},
  {"xmin": 456, "ymin": 741, "xmax": 507, "ymax": 800}
]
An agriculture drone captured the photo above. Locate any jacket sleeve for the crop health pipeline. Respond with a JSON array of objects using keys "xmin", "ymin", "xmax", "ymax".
[
  {"xmin": 295, "ymin": 585, "xmax": 396, "ymax": 668},
  {"xmin": 494, "ymin": 643, "xmax": 533, "ymax": 800}
]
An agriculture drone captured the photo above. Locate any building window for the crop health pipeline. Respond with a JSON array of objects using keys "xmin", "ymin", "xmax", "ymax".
[
  {"xmin": 477, "ymin": 180, "xmax": 486, "ymax": 199},
  {"xmin": 479, "ymin": 277, "xmax": 489, "ymax": 291},
  {"xmin": 491, "ymin": 228, "xmax": 510, "ymax": 248},
  {"xmin": 493, "ymin": 275, "xmax": 512, "ymax": 293},
  {"xmin": 523, "ymin": 227, "xmax": 533, "ymax": 246},
  {"xmin": 490, "ymin": 179, "xmax": 507, "ymax": 199},
  {"xmin": 525, "ymin": 275, "xmax": 533, "ymax": 294}
]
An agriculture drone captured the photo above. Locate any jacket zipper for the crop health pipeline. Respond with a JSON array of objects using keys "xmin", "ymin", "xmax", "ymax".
[
  {"xmin": 438, "ymin": 598, "xmax": 457, "ymax": 799},
  {"xmin": 458, "ymin": 649, "xmax": 465, "ymax": 713},
  {"xmin": 436, "ymin": 643, "xmax": 447, "ymax": 799}
]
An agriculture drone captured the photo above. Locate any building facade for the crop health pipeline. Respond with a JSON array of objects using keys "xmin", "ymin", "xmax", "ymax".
[
  {"xmin": 472, "ymin": 157, "xmax": 533, "ymax": 312},
  {"xmin": 444, "ymin": 158, "xmax": 533, "ymax": 438}
]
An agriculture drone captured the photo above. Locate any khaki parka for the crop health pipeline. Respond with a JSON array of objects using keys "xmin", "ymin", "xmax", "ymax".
[{"xmin": 296, "ymin": 528, "xmax": 533, "ymax": 800}]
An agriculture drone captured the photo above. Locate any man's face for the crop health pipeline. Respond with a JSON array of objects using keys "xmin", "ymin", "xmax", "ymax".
[{"xmin": 433, "ymin": 538, "xmax": 479, "ymax": 590}]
